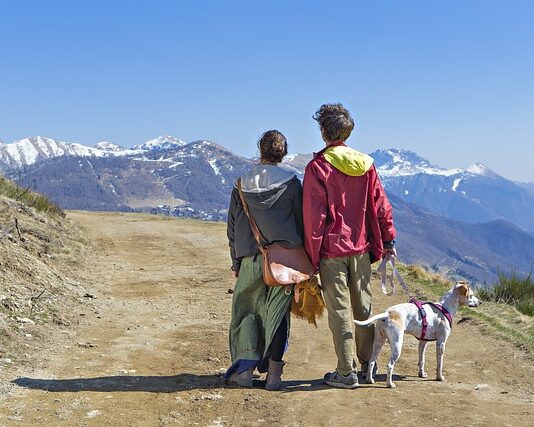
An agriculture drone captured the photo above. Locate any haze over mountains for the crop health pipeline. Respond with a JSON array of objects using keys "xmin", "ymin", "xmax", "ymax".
[{"xmin": 2, "ymin": 135, "xmax": 533, "ymax": 284}]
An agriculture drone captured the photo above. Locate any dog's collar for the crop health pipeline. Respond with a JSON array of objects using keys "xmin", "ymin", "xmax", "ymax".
[{"xmin": 409, "ymin": 298, "xmax": 453, "ymax": 341}]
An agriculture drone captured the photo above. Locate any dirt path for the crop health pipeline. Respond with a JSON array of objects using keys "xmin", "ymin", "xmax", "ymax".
[{"xmin": 1, "ymin": 211, "xmax": 533, "ymax": 426}]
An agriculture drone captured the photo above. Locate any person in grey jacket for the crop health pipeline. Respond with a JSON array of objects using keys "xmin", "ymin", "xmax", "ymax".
[{"xmin": 225, "ymin": 130, "xmax": 304, "ymax": 391}]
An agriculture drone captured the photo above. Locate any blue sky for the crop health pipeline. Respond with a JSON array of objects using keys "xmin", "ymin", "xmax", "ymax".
[{"xmin": 1, "ymin": 0, "xmax": 533, "ymax": 181}]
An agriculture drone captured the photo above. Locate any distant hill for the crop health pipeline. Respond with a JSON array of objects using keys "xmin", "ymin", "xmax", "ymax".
[{"xmin": 390, "ymin": 194, "xmax": 534, "ymax": 284}]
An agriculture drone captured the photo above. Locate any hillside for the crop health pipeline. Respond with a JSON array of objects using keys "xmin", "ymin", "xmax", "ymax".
[
  {"xmin": 0, "ymin": 178, "xmax": 86, "ymax": 392},
  {"xmin": 10, "ymin": 139, "xmax": 250, "ymax": 215},
  {"xmin": 1, "ymin": 212, "xmax": 532, "ymax": 425},
  {"xmin": 391, "ymin": 194, "xmax": 534, "ymax": 284}
]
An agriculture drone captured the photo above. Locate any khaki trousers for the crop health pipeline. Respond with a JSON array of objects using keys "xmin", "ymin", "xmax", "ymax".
[{"xmin": 320, "ymin": 253, "xmax": 374, "ymax": 376}]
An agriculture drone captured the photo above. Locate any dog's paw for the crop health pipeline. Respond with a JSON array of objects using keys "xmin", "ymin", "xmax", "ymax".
[
  {"xmin": 365, "ymin": 377, "xmax": 375, "ymax": 384},
  {"xmin": 418, "ymin": 371, "xmax": 428, "ymax": 378},
  {"xmin": 386, "ymin": 382, "xmax": 396, "ymax": 388},
  {"xmin": 436, "ymin": 375, "xmax": 445, "ymax": 381}
]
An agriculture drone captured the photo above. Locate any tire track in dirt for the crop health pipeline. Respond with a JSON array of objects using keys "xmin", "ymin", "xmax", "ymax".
[{"xmin": 1, "ymin": 211, "xmax": 533, "ymax": 426}]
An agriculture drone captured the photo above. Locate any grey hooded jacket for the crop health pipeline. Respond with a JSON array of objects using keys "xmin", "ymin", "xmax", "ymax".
[{"xmin": 227, "ymin": 165, "xmax": 304, "ymax": 272}]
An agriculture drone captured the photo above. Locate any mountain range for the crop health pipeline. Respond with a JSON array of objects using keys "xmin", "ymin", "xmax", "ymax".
[
  {"xmin": 3, "ymin": 136, "xmax": 248, "ymax": 217},
  {"xmin": 2, "ymin": 135, "xmax": 533, "ymax": 284},
  {"xmin": 370, "ymin": 149, "xmax": 534, "ymax": 235}
]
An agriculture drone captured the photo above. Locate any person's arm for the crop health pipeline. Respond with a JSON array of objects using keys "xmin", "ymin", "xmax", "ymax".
[
  {"xmin": 369, "ymin": 166, "xmax": 396, "ymax": 252},
  {"xmin": 227, "ymin": 186, "xmax": 241, "ymax": 276},
  {"xmin": 303, "ymin": 164, "xmax": 327, "ymax": 272},
  {"xmin": 292, "ymin": 178, "xmax": 304, "ymax": 242}
]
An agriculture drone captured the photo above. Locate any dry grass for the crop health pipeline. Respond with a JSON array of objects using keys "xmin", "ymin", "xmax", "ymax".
[
  {"xmin": 0, "ymin": 176, "xmax": 64, "ymax": 217},
  {"xmin": 396, "ymin": 263, "xmax": 534, "ymax": 354}
]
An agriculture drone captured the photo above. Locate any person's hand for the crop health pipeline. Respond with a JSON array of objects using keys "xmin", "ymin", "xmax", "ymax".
[
  {"xmin": 383, "ymin": 246, "xmax": 397, "ymax": 259},
  {"xmin": 233, "ymin": 271, "xmax": 239, "ymax": 278}
]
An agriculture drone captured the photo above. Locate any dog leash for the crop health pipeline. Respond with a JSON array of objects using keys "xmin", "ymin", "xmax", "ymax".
[{"xmin": 377, "ymin": 253, "xmax": 409, "ymax": 295}]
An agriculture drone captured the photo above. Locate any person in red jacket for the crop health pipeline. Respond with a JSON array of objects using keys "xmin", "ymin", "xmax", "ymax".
[{"xmin": 303, "ymin": 103, "xmax": 396, "ymax": 389}]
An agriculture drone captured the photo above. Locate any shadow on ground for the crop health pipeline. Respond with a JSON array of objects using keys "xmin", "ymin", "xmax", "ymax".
[
  {"xmin": 13, "ymin": 373, "xmax": 223, "ymax": 393},
  {"xmin": 281, "ymin": 373, "xmax": 408, "ymax": 392},
  {"xmin": 14, "ymin": 373, "xmax": 411, "ymax": 393}
]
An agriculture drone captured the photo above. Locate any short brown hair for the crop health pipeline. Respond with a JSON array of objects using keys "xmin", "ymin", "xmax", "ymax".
[
  {"xmin": 313, "ymin": 103, "xmax": 355, "ymax": 142},
  {"xmin": 258, "ymin": 130, "xmax": 288, "ymax": 164}
]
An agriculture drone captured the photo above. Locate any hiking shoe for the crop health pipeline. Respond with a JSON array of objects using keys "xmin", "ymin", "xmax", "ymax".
[{"xmin": 323, "ymin": 370, "xmax": 359, "ymax": 389}]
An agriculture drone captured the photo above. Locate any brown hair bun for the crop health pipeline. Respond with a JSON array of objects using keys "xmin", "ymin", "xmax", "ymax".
[{"xmin": 258, "ymin": 130, "xmax": 288, "ymax": 164}]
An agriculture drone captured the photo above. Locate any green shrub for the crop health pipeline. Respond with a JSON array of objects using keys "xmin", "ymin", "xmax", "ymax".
[
  {"xmin": 0, "ymin": 177, "xmax": 64, "ymax": 217},
  {"xmin": 478, "ymin": 271, "xmax": 534, "ymax": 317},
  {"xmin": 515, "ymin": 299, "xmax": 534, "ymax": 317}
]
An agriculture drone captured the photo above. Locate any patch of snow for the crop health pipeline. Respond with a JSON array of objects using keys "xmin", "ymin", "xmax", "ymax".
[
  {"xmin": 466, "ymin": 163, "xmax": 492, "ymax": 176},
  {"xmin": 133, "ymin": 157, "xmax": 179, "ymax": 164},
  {"xmin": 452, "ymin": 178, "xmax": 462, "ymax": 192},
  {"xmin": 135, "ymin": 135, "xmax": 186, "ymax": 151},
  {"xmin": 404, "ymin": 190, "xmax": 409, "ymax": 195},
  {"xmin": 95, "ymin": 141, "xmax": 126, "ymax": 152},
  {"xmin": 208, "ymin": 158, "xmax": 221, "ymax": 176}
]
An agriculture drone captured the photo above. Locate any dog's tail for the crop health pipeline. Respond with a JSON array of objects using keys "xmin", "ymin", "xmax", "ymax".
[{"xmin": 354, "ymin": 312, "xmax": 389, "ymax": 326}]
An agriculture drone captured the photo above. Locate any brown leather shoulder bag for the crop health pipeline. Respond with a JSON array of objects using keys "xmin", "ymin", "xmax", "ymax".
[{"xmin": 237, "ymin": 178, "xmax": 313, "ymax": 286}]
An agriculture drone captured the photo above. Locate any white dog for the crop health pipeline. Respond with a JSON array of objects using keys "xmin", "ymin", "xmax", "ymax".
[{"xmin": 354, "ymin": 282, "xmax": 480, "ymax": 388}]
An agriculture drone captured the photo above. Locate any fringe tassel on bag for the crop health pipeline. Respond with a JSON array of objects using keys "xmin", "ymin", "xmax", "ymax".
[{"xmin": 291, "ymin": 276, "xmax": 325, "ymax": 327}]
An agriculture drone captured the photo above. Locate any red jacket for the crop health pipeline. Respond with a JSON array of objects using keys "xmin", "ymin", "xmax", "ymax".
[{"xmin": 303, "ymin": 142, "xmax": 396, "ymax": 271}]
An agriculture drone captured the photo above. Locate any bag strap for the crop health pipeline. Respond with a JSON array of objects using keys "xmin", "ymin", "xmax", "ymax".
[{"xmin": 236, "ymin": 178, "xmax": 266, "ymax": 251}]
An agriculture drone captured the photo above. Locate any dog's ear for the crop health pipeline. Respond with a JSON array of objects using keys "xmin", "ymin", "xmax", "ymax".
[{"xmin": 456, "ymin": 282, "xmax": 469, "ymax": 296}]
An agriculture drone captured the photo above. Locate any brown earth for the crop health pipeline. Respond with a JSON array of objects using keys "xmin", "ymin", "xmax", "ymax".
[{"xmin": 1, "ymin": 211, "xmax": 533, "ymax": 426}]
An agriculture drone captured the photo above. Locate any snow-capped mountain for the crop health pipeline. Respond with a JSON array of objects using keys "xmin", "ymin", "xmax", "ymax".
[
  {"xmin": 281, "ymin": 153, "xmax": 313, "ymax": 178},
  {"xmin": 371, "ymin": 148, "xmax": 462, "ymax": 177},
  {"xmin": 133, "ymin": 135, "xmax": 186, "ymax": 151},
  {"xmin": 95, "ymin": 141, "xmax": 127, "ymax": 152},
  {"xmin": 0, "ymin": 136, "xmax": 100, "ymax": 170},
  {"xmin": 372, "ymin": 148, "xmax": 501, "ymax": 179},
  {"xmin": 369, "ymin": 148, "xmax": 534, "ymax": 234},
  {"xmin": 280, "ymin": 147, "xmax": 534, "ymax": 235},
  {"xmin": 8, "ymin": 137, "xmax": 250, "ymax": 216},
  {"xmin": 0, "ymin": 136, "xmax": 147, "ymax": 171},
  {"xmin": 0, "ymin": 135, "xmax": 191, "ymax": 172}
]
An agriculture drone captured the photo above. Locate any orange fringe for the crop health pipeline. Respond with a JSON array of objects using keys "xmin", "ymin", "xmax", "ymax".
[{"xmin": 291, "ymin": 276, "xmax": 325, "ymax": 327}]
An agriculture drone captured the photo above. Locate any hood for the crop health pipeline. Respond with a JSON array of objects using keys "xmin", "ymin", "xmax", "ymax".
[
  {"xmin": 239, "ymin": 164, "xmax": 296, "ymax": 210},
  {"xmin": 323, "ymin": 145, "xmax": 374, "ymax": 176}
]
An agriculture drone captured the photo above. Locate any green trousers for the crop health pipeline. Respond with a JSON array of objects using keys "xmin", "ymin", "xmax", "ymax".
[
  {"xmin": 229, "ymin": 254, "xmax": 291, "ymax": 372},
  {"xmin": 320, "ymin": 253, "xmax": 374, "ymax": 376}
]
